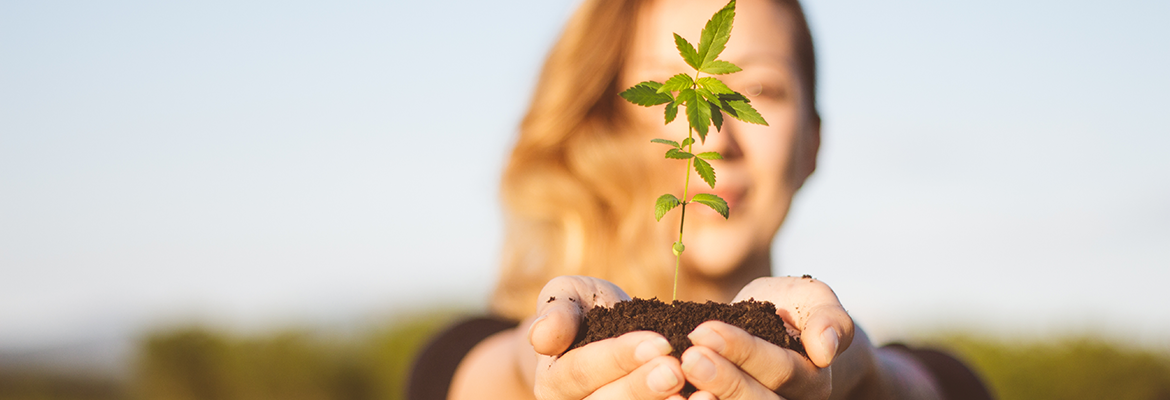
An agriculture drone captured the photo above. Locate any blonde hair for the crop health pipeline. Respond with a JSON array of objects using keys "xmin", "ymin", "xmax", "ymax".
[{"xmin": 491, "ymin": 0, "xmax": 818, "ymax": 321}]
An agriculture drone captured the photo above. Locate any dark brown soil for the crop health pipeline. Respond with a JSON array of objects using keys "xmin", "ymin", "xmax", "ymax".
[{"xmin": 566, "ymin": 298, "xmax": 805, "ymax": 396}]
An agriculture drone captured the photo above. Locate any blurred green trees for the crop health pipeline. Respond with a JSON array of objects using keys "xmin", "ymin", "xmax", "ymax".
[
  {"xmin": 3, "ymin": 313, "xmax": 1169, "ymax": 400},
  {"xmin": 131, "ymin": 312, "xmax": 455, "ymax": 400}
]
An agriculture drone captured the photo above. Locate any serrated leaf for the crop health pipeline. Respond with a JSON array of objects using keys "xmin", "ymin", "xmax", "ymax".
[
  {"xmin": 698, "ymin": 77, "xmax": 734, "ymax": 94},
  {"xmin": 697, "ymin": 1, "xmax": 736, "ymax": 69},
  {"xmin": 694, "ymin": 157, "xmax": 716, "ymax": 188},
  {"xmin": 696, "ymin": 87, "xmax": 717, "ymax": 103},
  {"xmin": 675, "ymin": 88, "xmax": 696, "ymax": 105},
  {"xmin": 709, "ymin": 100, "xmax": 723, "ymax": 132},
  {"xmin": 716, "ymin": 92, "xmax": 750, "ymax": 103},
  {"xmin": 699, "ymin": 60, "xmax": 742, "ymax": 75},
  {"xmin": 685, "ymin": 91, "xmax": 711, "ymax": 142},
  {"xmin": 696, "ymin": 151, "xmax": 723, "ymax": 160},
  {"xmin": 659, "ymin": 73, "xmax": 694, "ymax": 93},
  {"xmin": 620, "ymin": 81, "xmax": 673, "ymax": 106},
  {"xmin": 724, "ymin": 100, "xmax": 768, "ymax": 125},
  {"xmin": 681, "ymin": 137, "xmax": 695, "ymax": 148},
  {"xmin": 651, "ymin": 138, "xmax": 680, "ymax": 148},
  {"xmin": 664, "ymin": 100, "xmax": 679, "ymax": 124},
  {"xmin": 655, "ymin": 194, "xmax": 681, "ymax": 221},
  {"xmin": 665, "ymin": 148, "xmax": 693, "ymax": 159},
  {"xmin": 674, "ymin": 33, "xmax": 700, "ymax": 70},
  {"xmin": 691, "ymin": 193, "xmax": 729, "ymax": 219}
]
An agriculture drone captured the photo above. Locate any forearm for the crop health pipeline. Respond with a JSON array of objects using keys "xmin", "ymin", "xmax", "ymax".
[{"xmin": 448, "ymin": 328, "xmax": 536, "ymax": 400}]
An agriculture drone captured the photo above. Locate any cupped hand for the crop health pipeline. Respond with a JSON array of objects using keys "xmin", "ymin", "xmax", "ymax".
[
  {"xmin": 526, "ymin": 276, "xmax": 686, "ymax": 400},
  {"xmin": 680, "ymin": 276, "xmax": 855, "ymax": 400}
]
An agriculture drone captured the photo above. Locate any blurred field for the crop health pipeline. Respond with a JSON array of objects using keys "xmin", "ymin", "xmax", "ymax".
[
  {"xmin": 927, "ymin": 335, "xmax": 1170, "ymax": 399},
  {"xmin": 2, "ymin": 312, "xmax": 1168, "ymax": 400}
]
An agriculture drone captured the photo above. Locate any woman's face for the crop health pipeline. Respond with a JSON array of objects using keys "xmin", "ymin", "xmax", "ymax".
[{"xmin": 621, "ymin": 0, "xmax": 819, "ymax": 280}]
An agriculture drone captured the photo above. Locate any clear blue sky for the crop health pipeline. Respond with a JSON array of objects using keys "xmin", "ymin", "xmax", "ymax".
[{"xmin": 2, "ymin": 0, "xmax": 1167, "ymax": 351}]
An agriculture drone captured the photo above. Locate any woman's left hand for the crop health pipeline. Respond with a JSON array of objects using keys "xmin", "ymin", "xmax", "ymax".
[{"xmin": 679, "ymin": 276, "xmax": 858, "ymax": 400}]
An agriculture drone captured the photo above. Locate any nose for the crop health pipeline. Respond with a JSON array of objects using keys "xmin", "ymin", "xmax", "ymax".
[{"xmin": 700, "ymin": 118, "xmax": 744, "ymax": 161}]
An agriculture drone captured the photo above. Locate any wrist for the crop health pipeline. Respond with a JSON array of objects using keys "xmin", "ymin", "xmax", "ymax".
[{"xmin": 514, "ymin": 317, "xmax": 539, "ymax": 392}]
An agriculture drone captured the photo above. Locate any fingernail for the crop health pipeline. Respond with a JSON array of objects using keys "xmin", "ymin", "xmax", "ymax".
[
  {"xmin": 821, "ymin": 327, "xmax": 839, "ymax": 364},
  {"xmin": 681, "ymin": 351, "xmax": 716, "ymax": 382},
  {"xmin": 647, "ymin": 364, "xmax": 679, "ymax": 393},
  {"xmin": 526, "ymin": 314, "xmax": 548, "ymax": 343},
  {"xmin": 635, "ymin": 336, "xmax": 672, "ymax": 363},
  {"xmin": 688, "ymin": 325, "xmax": 726, "ymax": 353}
]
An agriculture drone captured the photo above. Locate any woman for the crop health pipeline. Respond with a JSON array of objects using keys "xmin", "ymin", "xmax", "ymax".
[{"xmin": 410, "ymin": 0, "xmax": 992, "ymax": 399}]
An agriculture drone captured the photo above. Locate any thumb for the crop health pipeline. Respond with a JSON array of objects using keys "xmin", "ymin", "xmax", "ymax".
[
  {"xmin": 528, "ymin": 298, "xmax": 583, "ymax": 355},
  {"xmin": 529, "ymin": 275, "xmax": 629, "ymax": 355}
]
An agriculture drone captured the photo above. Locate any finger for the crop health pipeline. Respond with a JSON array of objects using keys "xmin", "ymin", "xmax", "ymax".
[
  {"xmin": 528, "ymin": 299, "xmax": 582, "ymax": 356},
  {"xmin": 681, "ymin": 346, "xmax": 780, "ymax": 400},
  {"xmin": 689, "ymin": 320, "xmax": 830, "ymax": 399},
  {"xmin": 583, "ymin": 356, "xmax": 684, "ymax": 400},
  {"xmin": 690, "ymin": 391, "xmax": 788, "ymax": 400},
  {"xmin": 530, "ymin": 276, "xmax": 630, "ymax": 355},
  {"xmin": 733, "ymin": 276, "xmax": 854, "ymax": 367},
  {"xmin": 687, "ymin": 391, "xmax": 718, "ymax": 400},
  {"xmin": 801, "ymin": 303, "xmax": 851, "ymax": 368},
  {"xmin": 535, "ymin": 331, "xmax": 673, "ymax": 400}
]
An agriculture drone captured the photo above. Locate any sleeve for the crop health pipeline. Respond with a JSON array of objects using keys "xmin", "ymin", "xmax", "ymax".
[
  {"xmin": 883, "ymin": 343, "xmax": 995, "ymax": 400},
  {"xmin": 406, "ymin": 316, "xmax": 519, "ymax": 400}
]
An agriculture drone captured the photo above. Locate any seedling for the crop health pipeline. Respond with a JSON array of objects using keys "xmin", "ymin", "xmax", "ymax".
[{"xmin": 619, "ymin": 0, "xmax": 767, "ymax": 301}]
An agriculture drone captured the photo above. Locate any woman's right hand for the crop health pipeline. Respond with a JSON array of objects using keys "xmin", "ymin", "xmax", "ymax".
[{"xmin": 525, "ymin": 276, "xmax": 686, "ymax": 400}]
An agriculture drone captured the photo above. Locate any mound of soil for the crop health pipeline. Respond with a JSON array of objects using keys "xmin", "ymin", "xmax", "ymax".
[{"xmin": 565, "ymin": 298, "xmax": 805, "ymax": 396}]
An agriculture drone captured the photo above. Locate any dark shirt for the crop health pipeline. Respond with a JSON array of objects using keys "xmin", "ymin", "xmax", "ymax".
[{"xmin": 407, "ymin": 316, "xmax": 993, "ymax": 400}]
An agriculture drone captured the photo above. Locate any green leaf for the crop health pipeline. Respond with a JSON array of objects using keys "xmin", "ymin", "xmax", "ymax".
[
  {"xmin": 723, "ymin": 100, "xmax": 768, "ymax": 126},
  {"xmin": 681, "ymin": 137, "xmax": 695, "ymax": 148},
  {"xmin": 674, "ymin": 33, "xmax": 700, "ymax": 70},
  {"xmin": 665, "ymin": 148, "xmax": 693, "ymax": 159},
  {"xmin": 691, "ymin": 193, "xmax": 729, "ymax": 219},
  {"xmin": 659, "ymin": 73, "xmax": 694, "ymax": 93},
  {"xmin": 620, "ymin": 81, "xmax": 673, "ymax": 106},
  {"xmin": 675, "ymin": 88, "xmax": 696, "ymax": 105},
  {"xmin": 651, "ymin": 138, "xmax": 680, "ymax": 148},
  {"xmin": 716, "ymin": 92, "xmax": 750, "ymax": 103},
  {"xmin": 694, "ymin": 157, "xmax": 716, "ymax": 188},
  {"xmin": 699, "ymin": 60, "xmax": 742, "ymax": 75},
  {"xmin": 696, "ymin": 151, "xmax": 723, "ymax": 160},
  {"xmin": 696, "ymin": 86, "xmax": 717, "ymax": 103},
  {"xmin": 655, "ymin": 194, "xmax": 681, "ymax": 221},
  {"xmin": 709, "ymin": 101, "xmax": 723, "ymax": 132},
  {"xmin": 664, "ymin": 100, "xmax": 679, "ymax": 124},
  {"xmin": 698, "ymin": 77, "xmax": 734, "ymax": 94},
  {"xmin": 684, "ymin": 90, "xmax": 711, "ymax": 142},
  {"xmin": 697, "ymin": 1, "xmax": 736, "ymax": 69}
]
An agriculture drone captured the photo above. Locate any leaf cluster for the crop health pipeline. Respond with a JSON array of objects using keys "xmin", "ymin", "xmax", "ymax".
[
  {"xmin": 621, "ymin": 0, "xmax": 761, "ymax": 223},
  {"xmin": 619, "ymin": 0, "xmax": 767, "ymax": 144}
]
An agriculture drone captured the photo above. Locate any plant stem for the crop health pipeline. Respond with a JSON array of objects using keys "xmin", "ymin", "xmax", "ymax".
[{"xmin": 673, "ymin": 125, "xmax": 696, "ymax": 302}]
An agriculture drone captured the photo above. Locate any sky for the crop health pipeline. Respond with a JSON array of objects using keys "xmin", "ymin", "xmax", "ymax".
[{"xmin": 1, "ymin": 0, "xmax": 1168, "ymax": 356}]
